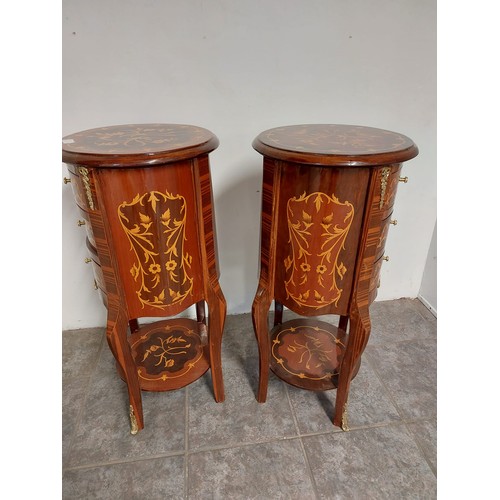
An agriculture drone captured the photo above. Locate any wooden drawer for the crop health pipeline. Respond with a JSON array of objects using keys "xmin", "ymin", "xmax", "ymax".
[
  {"xmin": 66, "ymin": 164, "xmax": 98, "ymax": 212},
  {"xmin": 374, "ymin": 212, "xmax": 393, "ymax": 262},
  {"xmin": 370, "ymin": 165, "xmax": 402, "ymax": 221},
  {"xmin": 75, "ymin": 207, "xmax": 96, "ymax": 247},
  {"xmin": 368, "ymin": 254, "xmax": 384, "ymax": 304},
  {"xmin": 379, "ymin": 166, "xmax": 402, "ymax": 220},
  {"xmin": 67, "ymin": 169, "xmax": 87, "ymax": 209},
  {"xmin": 85, "ymin": 238, "xmax": 105, "ymax": 291}
]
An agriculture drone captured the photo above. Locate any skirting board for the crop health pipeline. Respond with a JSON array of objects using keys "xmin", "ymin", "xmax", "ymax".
[{"xmin": 417, "ymin": 294, "xmax": 437, "ymax": 318}]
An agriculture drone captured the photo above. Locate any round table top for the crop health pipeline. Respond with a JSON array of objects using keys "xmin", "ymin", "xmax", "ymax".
[
  {"xmin": 62, "ymin": 124, "xmax": 219, "ymax": 167},
  {"xmin": 252, "ymin": 124, "xmax": 418, "ymax": 167}
]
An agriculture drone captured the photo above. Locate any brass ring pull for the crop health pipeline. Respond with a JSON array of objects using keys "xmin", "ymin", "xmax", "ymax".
[
  {"xmin": 383, "ymin": 256, "xmax": 389, "ymax": 262},
  {"xmin": 77, "ymin": 220, "xmax": 86, "ymax": 226},
  {"xmin": 63, "ymin": 177, "xmax": 71, "ymax": 184},
  {"xmin": 399, "ymin": 176, "xmax": 408, "ymax": 183},
  {"xmin": 390, "ymin": 219, "xmax": 398, "ymax": 225},
  {"xmin": 84, "ymin": 258, "xmax": 92, "ymax": 264}
]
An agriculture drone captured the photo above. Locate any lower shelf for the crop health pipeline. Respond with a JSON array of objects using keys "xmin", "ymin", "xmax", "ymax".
[
  {"xmin": 270, "ymin": 318, "xmax": 348, "ymax": 391},
  {"xmin": 118, "ymin": 318, "xmax": 210, "ymax": 392}
]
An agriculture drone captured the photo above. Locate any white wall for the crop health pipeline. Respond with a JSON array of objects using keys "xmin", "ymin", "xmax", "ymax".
[{"xmin": 62, "ymin": 0, "xmax": 436, "ymax": 330}]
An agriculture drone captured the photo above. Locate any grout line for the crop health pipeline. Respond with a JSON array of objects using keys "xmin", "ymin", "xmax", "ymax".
[
  {"xmin": 364, "ymin": 351, "xmax": 408, "ymax": 422},
  {"xmin": 63, "ymin": 450, "xmax": 186, "ymax": 472},
  {"xmin": 403, "ymin": 420, "xmax": 437, "ymax": 478},
  {"xmin": 284, "ymin": 384, "xmax": 321, "ymax": 500},
  {"xmin": 364, "ymin": 350, "xmax": 437, "ymax": 477}
]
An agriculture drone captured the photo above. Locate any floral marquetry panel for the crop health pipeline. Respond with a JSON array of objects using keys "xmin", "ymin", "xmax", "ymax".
[
  {"xmin": 62, "ymin": 124, "xmax": 219, "ymax": 167},
  {"xmin": 270, "ymin": 319, "xmax": 347, "ymax": 391},
  {"xmin": 118, "ymin": 319, "xmax": 210, "ymax": 392},
  {"xmin": 274, "ymin": 163, "xmax": 370, "ymax": 316},
  {"xmin": 118, "ymin": 190, "xmax": 193, "ymax": 310},
  {"xmin": 96, "ymin": 160, "xmax": 205, "ymax": 319},
  {"xmin": 253, "ymin": 124, "xmax": 418, "ymax": 167}
]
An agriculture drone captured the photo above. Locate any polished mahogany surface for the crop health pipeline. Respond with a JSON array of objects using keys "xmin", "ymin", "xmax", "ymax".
[
  {"xmin": 63, "ymin": 124, "xmax": 225, "ymax": 434},
  {"xmin": 252, "ymin": 123, "xmax": 418, "ymax": 431},
  {"xmin": 270, "ymin": 319, "xmax": 348, "ymax": 392},
  {"xmin": 253, "ymin": 124, "xmax": 418, "ymax": 166},
  {"xmin": 62, "ymin": 124, "xmax": 219, "ymax": 167}
]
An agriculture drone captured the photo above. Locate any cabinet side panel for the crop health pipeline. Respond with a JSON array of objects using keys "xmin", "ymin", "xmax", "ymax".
[
  {"xmin": 95, "ymin": 162, "xmax": 204, "ymax": 319},
  {"xmin": 274, "ymin": 164, "xmax": 370, "ymax": 316}
]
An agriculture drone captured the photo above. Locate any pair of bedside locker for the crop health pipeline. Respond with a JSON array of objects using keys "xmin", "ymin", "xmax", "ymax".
[{"xmin": 62, "ymin": 123, "xmax": 418, "ymax": 434}]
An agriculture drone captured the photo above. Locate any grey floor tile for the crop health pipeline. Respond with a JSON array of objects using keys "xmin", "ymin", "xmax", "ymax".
[
  {"xmin": 63, "ymin": 376, "xmax": 91, "ymax": 467},
  {"xmin": 63, "ymin": 455, "xmax": 184, "ymax": 500},
  {"xmin": 406, "ymin": 418, "xmax": 437, "ymax": 474},
  {"xmin": 369, "ymin": 298, "xmax": 436, "ymax": 346},
  {"xmin": 221, "ymin": 312, "xmax": 258, "ymax": 361},
  {"xmin": 67, "ymin": 345, "xmax": 186, "ymax": 468},
  {"xmin": 188, "ymin": 439, "xmax": 316, "ymax": 500},
  {"xmin": 62, "ymin": 298, "xmax": 438, "ymax": 498},
  {"xmin": 366, "ymin": 338, "xmax": 436, "ymax": 420},
  {"xmin": 286, "ymin": 358, "xmax": 401, "ymax": 434},
  {"xmin": 62, "ymin": 327, "xmax": 104, "ymax": 381},
  {"xmin": 188, "ymin": 355, "xmax": 297, "ymax": 451},
  {"xmin": 303, "ymin": 424, "xmax": 437, "ymax": 499}
]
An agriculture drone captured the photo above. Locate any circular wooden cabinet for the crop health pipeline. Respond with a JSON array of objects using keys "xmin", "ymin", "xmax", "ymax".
[
  {"xmin": 62, "ymin": 124, "xmax": 226, "ymax": 434},
  {"xmin": 251, "ymin": 124, "xmax": 418, "ymax": 430}
]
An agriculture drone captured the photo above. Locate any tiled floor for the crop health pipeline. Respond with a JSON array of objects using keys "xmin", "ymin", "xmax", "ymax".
[{"xmin": 62, "ymin": 298, "xmax": 437, "ymax": 499}]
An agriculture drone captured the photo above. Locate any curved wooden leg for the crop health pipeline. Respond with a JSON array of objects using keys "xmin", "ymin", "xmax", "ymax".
[
  {"xmin": 334, "ymin": 301, "xmax": 371, "ymax": 430},
  {"xmin": 273, "ymin": 300, "xmax": 283, "ymax": 326},
  {"xmin": 128, "ymin": 318, "xmax": 139, "ymax": 334},
  {"xmin": 206, "ymin": 282, "xmax": 226, "ymax": 402},
  {"xmin": 252, "ymin": 287, "xmax": 272, "ymax": 403},
  {"xmin": 338, "ymin": 315, "xmax": 349, "ymax": 334},
  {"xmin": 106, "ymin": 306, "xmax": 144, "ymax": 434},
  {"xmin": 196, "ymin": 300, "xmax": 208, "ymax": 345},
  {"xmin": 196, "ymin": 300, "xmax": 206, "ymax": 324}
]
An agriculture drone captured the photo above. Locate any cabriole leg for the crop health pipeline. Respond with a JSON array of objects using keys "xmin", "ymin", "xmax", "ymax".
[
  {"xmin": 334, "ymin": 302, "xmax": 371, "ymax": 430},
  {"xmin": 106, "ymin": 306, "xmax": 144, "ymax": 434}
]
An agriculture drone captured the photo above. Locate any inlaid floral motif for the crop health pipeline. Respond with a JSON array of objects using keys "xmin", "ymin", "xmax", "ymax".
[
  {"xmin": 284, "ymin": 192, "xmax": 354, "ymax": 309},
  {"xmin": 272, "ymin": 325, "xmax": 346, "ymax": 381},
  {"xmin": 118, "ymin": 190, "xmax": 193, "ymax": 309}
]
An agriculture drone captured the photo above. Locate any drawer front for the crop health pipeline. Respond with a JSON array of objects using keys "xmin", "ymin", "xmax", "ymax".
[
  {"xmin": 77, "ymin": 207, "xmax": 96, "ymax": 248},
  {"xmin": 85, "ymin": 238, "xmax": 105, "ymax": 290},
  {"xmin": 368, "ymin": 254, "xmax": 384, "ymax": 304},
  {"xmin": 66, "ymin": 164, "xmax": 98, "ymax": 212},
  {"xmin": 89, "ymin": 254, "xmax": 105, "ymax": 292},
  {"xmin": 374, "ymin": 212, "xmax": 393, "ymax": 262},
  {"xmin": 67, "ymin": 170, "xmax": 87, "ymax": 209},
  {"xmin": 379, "ymin": 166, "xmax": 402, "ymax": 220}
]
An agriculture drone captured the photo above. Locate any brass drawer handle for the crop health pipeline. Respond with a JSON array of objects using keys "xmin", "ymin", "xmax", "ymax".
[
  {"xmin": 399, "ymin": 176, "xmax": 408, "ymax": 183},
  {"xmin": 63, "ymin": 177, "xmax": 72, "ymax": 184},
  {"xmin": 390, "ymin": 219, "xmax": 398, "ymax": 225},
  {"xmin": 383, "ymin": 256, "xmax": 389, "ymax": 262},
  {"xmin": 93, "ymin": 279, "xmax": 99, "ymax": 290},
  {"xmin": 77, "ymin": 220, "xmax": 86, "ymax": 226},
  {"xmin": 84, "ymin": 258, "xmax": 92, "ymax": 264}
]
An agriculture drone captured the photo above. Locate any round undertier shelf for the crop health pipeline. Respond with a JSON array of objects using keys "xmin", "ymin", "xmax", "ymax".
[
  {"xmin": 119, "ymin": 318, "xmax": 210, "ymax": 392},
  {"xmin": 270, "ymin": 318, "xmax": 348, "ymax": 391}
]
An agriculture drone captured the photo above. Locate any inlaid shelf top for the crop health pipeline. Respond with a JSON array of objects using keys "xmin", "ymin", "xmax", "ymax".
[
  {"xmin": 62, "ymin": 123, "xmax": 219, "ymax": 167},
  {"xmin": 252, "ymin": 124, "xmax": 418, "ymax": 166}
]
